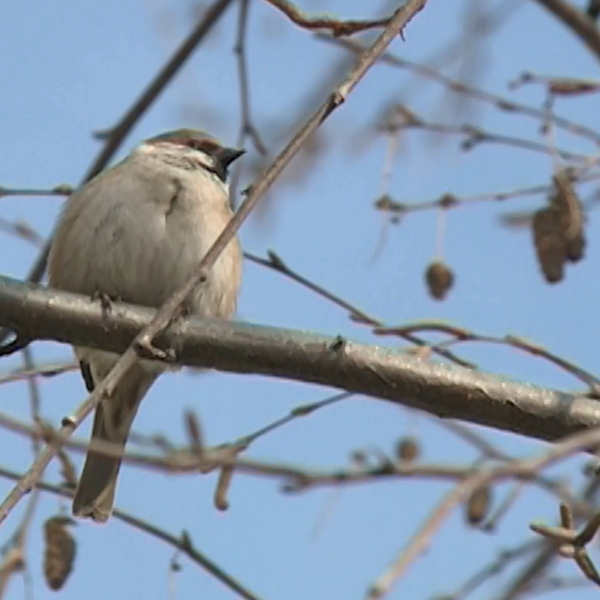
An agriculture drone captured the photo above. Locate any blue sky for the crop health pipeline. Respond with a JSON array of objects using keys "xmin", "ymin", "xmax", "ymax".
[{"xmin": 1, "ymin": 0, "xmax": 600, "ymax": 598}]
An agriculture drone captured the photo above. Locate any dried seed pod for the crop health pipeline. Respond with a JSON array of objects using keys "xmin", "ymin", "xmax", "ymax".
[
  {"xmin": 531, "ymin": 172, "xmax": 586, "ymax": 283},
  {"xmin": 532, "ymin": 208, "xmax": 566, "ymax": 283},
  {"xmin": 465, "ymin": 486, "xmax": 492, "ymax": 526},
  {"xmin": 552, "ymin": 171, "xmax": 585, "ymax": 263},
  {"xmin": 44, "ymin": 516, "xmax": 76, "ymax": 591},
  {"xmin": 425, "ymin": 261, "xmax": 454, "ymax": 300},
  {"xmin": 214, "ymin": 465, "xmax": 234, "ymax": 511},
  {"xmin": 547, "ymin": 77, "xmax": 600, "ymax": 96},
  {"xmin": 395, "ymin": 437, "xmax": 420, "ymax": 462}
]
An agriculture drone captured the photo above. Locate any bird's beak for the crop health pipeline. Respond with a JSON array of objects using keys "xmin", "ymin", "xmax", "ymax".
[{"xmin": 217, "ymin": 147, "xmax": 246, "ymax": 169}]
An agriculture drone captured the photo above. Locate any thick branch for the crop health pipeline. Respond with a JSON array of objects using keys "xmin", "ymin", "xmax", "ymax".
[
  {"xmin": 532, "ymin": 0, "xmax": 600, "ymax": 61},
  {"xmin": 0, "ymin": 276, "xmax": 599, "ymax": 443}
]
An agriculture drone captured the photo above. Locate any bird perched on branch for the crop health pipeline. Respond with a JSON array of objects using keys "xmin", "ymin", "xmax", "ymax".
[{"xmin": 48, "ymin": 129, "xmax": 244, "ymax": 522}]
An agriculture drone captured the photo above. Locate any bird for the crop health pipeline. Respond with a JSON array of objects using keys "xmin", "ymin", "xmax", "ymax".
[{"xmin": 48, "ymin": 129, "xmax": 244, "ymax": 522}]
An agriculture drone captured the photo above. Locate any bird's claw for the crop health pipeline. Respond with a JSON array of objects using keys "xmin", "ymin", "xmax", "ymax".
[
  {"xmin": 134, "ymin": 337, "xmax": 176, "ymax": 363},
  {"xmin": 92, "ymin": 291, "xmax": 115, "ymax": 321}
]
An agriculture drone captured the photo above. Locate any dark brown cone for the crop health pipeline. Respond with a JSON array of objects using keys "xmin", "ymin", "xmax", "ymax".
[
  {"xmin": 396, "ymin": 437, "xmax": 420, "ymax": 462},
  {"xmin": 532, "ymin": 207, "xmax": 566, "ymax": 283},
  {"xmin": 552, "ymin": 172, "xmax": 585, "ymax": 263},
  {"xmin": 44, "ymin": 516, "xmax": 76, "ymax": 591},
  {"xmin": 425, "ymin": 261, "xmax": 455, "ymax": 300},
  {"xmin": 465, "ymin": 486, "xmax": 492, "ymax": 526}
]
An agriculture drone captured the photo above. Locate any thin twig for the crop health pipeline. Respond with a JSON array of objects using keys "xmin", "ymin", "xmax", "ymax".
[
  {"xmin": 449, "ymin": 540, "xmax": 540, "ymax": 600},
  {"xmin": 244, "ymin": 250, "xmax": 475, "ymax": 368},
  {"xmin": 230, "ymin": 0, "xmax": 268, "ymax": 204},
  {"xmin": 365, "ymin": 425, "xmax": 600, "ymax": 599},
  {"xmin": 0, "ymin": 218, "xmax": 45, "ymax": 248},
  {"xmin": 316, "ymin": 34, "xmax": 600, "ymax": 145},
  {"xmin": 0, "ymin": 348, "xmax": 43, "ymax": 598},
  {"xmin": 366, "ymin": 482, "xmax": 469, "ymax": 599},
  {"xmin": 234, "ymin": 0, "xmax": 268, "ymax": 156},
  {"xmin": 0, "ymin": 362, "xmax": 78, "ymax": 386},
  {"xmin": 374, "ymin": 321, "xmax": 600, "ymax": 395},
  {"xmin": 0, "ymin": 467, "xmax": 263, "ymax": 600},
  {"xmin": 263, "ymin": 0, "xmax": 391, "ymax": 37},
  {"xmin": 374, "ymin": 170, "xmax": 600, "ymax": 218},
  {"xmin": 0, "ymin": 185, "xmax": 73, "ymax": 200}
]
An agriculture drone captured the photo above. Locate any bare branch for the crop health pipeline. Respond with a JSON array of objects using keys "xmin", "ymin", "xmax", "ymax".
[
  {"xmin": 263, "ymin": 0, "xmax": 391, "ymax": 37},
  {"xmin": 1, "ymin": 277, "xmax": 599, "ymax": 445},
  {"xmin": 0, "ymin": 466, "xmax": 263, "ymax": 600},
  {"xmin": 532, "ymin": 0, "xmax": 600, "ymax": 61}
]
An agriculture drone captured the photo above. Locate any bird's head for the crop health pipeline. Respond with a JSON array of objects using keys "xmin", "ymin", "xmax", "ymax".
[{"xmin": 140, "ymin": 129, "xmax": 245, "ymax": 182}]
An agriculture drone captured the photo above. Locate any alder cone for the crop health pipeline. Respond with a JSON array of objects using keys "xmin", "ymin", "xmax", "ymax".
[
  {"xmin": 552, "ymin": 173, "xmax": 586, "ymax": 263},
  {"xmin": 396, "ymin": 436, "xmax": 420, "ymax": 462},
  {"xmin": 425, "ymin": 261, "xmax": 454, "ymax": 300},
  {"xmin": 532, "ymin": 208, "xmax": 565, "ymax": 283},
  {"xmin": 532, "ymin": 173, "xmax": 586, "ymax": 283},
  {"xmin": 465, "ymin": 486, "xmax": 492, "ymax": 526},
  {"xmin": 43, "ymin": 516, "xmax": 76, "ymax": 591}
]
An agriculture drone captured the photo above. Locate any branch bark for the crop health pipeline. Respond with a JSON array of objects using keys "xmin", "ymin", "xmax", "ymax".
[{"xmin": 1, "ymin": 276, "xmax": 598, "ymax": 444}]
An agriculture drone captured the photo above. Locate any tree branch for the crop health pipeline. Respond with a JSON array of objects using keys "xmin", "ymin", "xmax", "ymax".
[
  {"xmin": 532, "ymin": 0, "xmax": 600, "ymax": 61},
  {"xmin": 0, "ymin": 466, "xmax": 263, "ymax": 600},
  {"xmin": 0, "ymin": 276, "xmax": 598, "ymax": 445}
]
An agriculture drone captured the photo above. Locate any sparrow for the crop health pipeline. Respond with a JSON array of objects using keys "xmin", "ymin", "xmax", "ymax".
[{"xmin": 48, "ymin": 129, "xmax": 244, "ymax": 522}]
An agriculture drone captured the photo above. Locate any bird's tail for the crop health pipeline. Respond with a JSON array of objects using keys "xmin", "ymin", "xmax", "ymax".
[{"xmin": 73, "ymin": 364, "xmax": 157, "ymax": 523}]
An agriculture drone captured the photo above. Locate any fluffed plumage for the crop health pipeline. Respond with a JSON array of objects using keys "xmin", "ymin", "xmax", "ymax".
[{"xmin": 48, "ymin": 130, "xmax": 243, "ymax": 522}]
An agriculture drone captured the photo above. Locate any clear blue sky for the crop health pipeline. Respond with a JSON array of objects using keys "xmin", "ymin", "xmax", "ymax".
[{"xmin": 1, "ymin": 0, "xmax": 599, "ymax": 598}]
